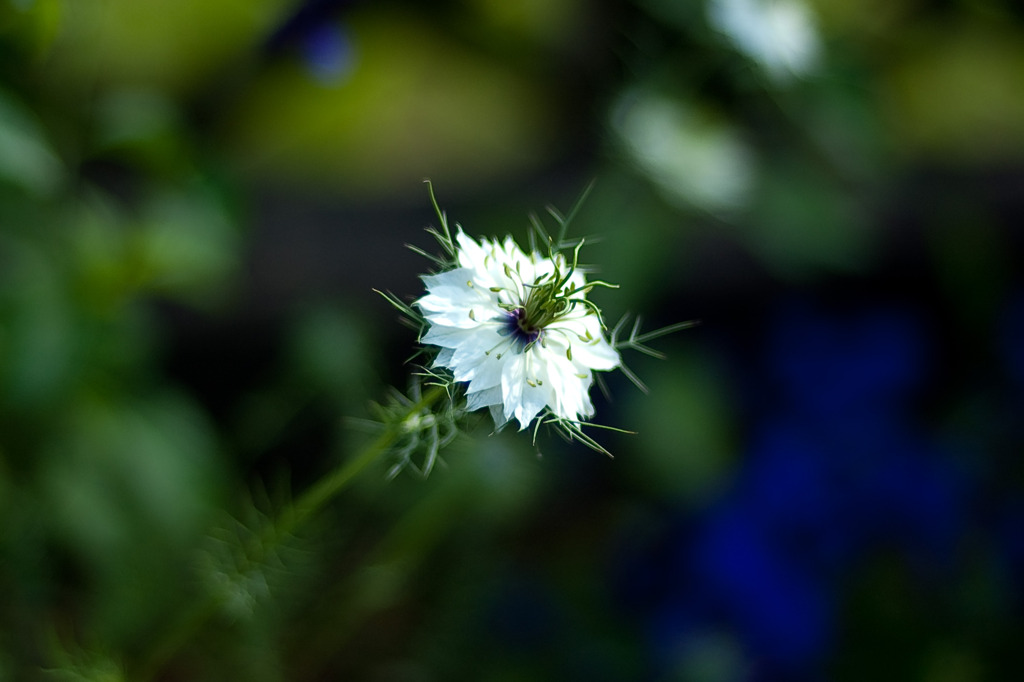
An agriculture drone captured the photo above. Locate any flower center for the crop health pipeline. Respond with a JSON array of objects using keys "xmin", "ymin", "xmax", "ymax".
[
  {"xmin": 500, "ymin": 307, "xmax": 542, "ymax": 352},
  {"xmin": 489, "ymin": 244, "xmax": 609, "ymax": 356}
]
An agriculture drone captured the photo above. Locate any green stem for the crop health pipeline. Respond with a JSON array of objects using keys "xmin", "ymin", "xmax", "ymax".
[
  {"xmin": 271, "ymin": 385, "xmax": 445, "ymax": 543},
  {"xmin": 132, "ymin": 385, "xmax": 446, "ymax": 681}
]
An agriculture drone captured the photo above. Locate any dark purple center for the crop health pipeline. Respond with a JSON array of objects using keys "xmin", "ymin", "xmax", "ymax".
[{"xmin": 499, "ymin": 308, "xmax": 541, "ymax": 351}]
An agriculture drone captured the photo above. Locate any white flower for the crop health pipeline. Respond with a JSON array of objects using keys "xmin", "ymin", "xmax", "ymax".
[
  {"xmin": 416, "ymin": 229, "xmax": 620, "ymax": 430},
  {"xmin": 613, "ymin": 89, "xmax": 754, "ymax": 213},
  {"xmin": 708, "ymin": 0, "xmax": 821, "ymax": 83}
]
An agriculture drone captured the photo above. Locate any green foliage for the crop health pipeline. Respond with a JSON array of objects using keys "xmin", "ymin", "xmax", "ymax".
[{"xmin": 0, "ymin": 0, "xmax": 1021, "ymax": 679}]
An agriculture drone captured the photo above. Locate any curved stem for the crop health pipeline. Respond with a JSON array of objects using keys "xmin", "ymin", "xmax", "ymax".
[
  {"xmin": 132, "ymin": 385, "xmax": 446, "ymax": 681},
  {"xmin": 271, "ymin": 384, "xmax": 445, "ymax": 543}
]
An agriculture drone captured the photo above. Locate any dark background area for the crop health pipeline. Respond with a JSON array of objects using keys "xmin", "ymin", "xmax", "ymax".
[{"xmin": 1, "ymin": 0, "xmax": 1023, "ymax": 680}]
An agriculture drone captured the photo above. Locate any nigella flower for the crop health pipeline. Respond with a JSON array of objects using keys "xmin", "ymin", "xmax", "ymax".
[
  {"xmin": 416, "ymin": 229, "xmax": 620, "ymax": 431},
  {"xmin": 375, "ymin": 184, "xmax": 695, "ymax": 461}
]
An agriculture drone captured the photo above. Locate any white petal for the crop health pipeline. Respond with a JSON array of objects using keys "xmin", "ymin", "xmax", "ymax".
[
  {"xmin": 458, "ymin": 347, "xmax": 505, "ymax": 389},
  {"xmin": 499, "ymin": 355, "xmax": 546, "ymax": 430},
  {"xmin": 489, "ymin": 403, "xmax": 509, "ymax": 429},
  {"xmin": 550, "ymin": 314, "xmax": 620, "ymax": 372},
  {"xmin": 536, "ymin": 345, "xmax": 587, "ymax": 420},
  {"xmin": 515, "ymin": 383, "xmax": 550, "ymax": 430},
  {"xmin": 571, "ymin": 338, "xmax": 620, "ymax": 372},
  {"xmin": 420, "ymin": 267, "xmax": 475, "ymax": 292},
  {"xmin": 455, "ymin": 230, "xmax": 489, "ymax": 270},
  {"xmin": 466, "ymin": 384, "xmax": 503, "ymax": 411},
  {"xmin": 435, "ymin": 347, "xmax": 455, "ymax": 367},
  {"xmin": 422, "ymin": 324, "xmax": 479, "ymax": 349}
]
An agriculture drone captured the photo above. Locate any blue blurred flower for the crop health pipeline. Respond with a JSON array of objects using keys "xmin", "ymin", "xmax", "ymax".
[
  {"xmin": 691, "ymin": 502, "xmax": 834, "ymax": 673},
  {"xmin": 631, "ymin": 298, "xmax": 967, "ymax": 679},
  {"xmin": 767, "ymin": 301, "xmax": 928, "ymax": 417},
  {"xmin": 301, "ymin": 22, "xmax": 356, "ymax": 84},
  {"xmin": 263, "ymin": 1, "xmax": 357, "ymax": 84}
]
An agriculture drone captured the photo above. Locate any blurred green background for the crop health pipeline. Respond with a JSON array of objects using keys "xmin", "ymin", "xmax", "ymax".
[{"xmin": 2, "ymin": 0, "xmax": 1023, "ymax": 680}]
